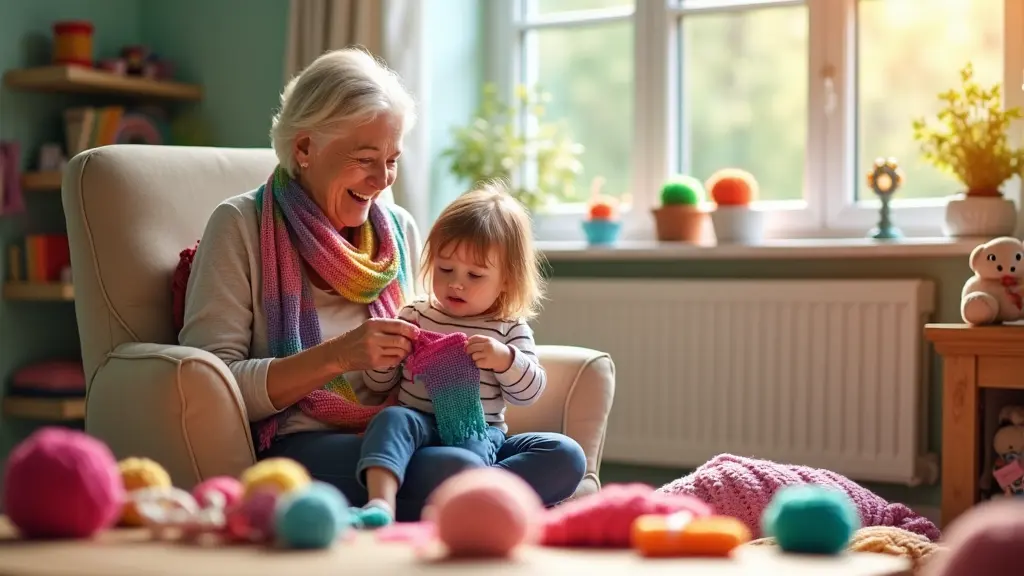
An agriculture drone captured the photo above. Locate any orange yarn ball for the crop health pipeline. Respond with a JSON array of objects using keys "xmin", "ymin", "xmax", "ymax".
[
  {"xmin": 118, "ymin": 457, "xmax": 172, "ymax": 526},
  {"xmin": 707, "ymin": 169, "xmax": 757, "ymax": 206}
]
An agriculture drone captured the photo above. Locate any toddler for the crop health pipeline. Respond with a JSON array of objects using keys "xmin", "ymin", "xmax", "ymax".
[{"xmin": 355, "ymin": 181, "xmax": 548, "ymax": 526}]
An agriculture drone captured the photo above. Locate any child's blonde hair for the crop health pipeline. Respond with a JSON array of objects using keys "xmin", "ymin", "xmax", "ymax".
[{"xmin": 421, "ymin": 180, "xmax": 545, "ymax": 321}]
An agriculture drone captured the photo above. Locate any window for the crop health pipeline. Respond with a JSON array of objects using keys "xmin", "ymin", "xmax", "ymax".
[{"xmin": 489, "ymin": 0, "xmax": 1024, "ymax": 240}]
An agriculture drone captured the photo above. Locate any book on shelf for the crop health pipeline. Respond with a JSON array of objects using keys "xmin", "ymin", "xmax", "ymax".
[
  {"xmin": 8, "ymin": 234, "xmax": 71, "ymax": 283},
  {"xmin": 64, "ymin": 106, "xmax": 124, "ymax": 157}
]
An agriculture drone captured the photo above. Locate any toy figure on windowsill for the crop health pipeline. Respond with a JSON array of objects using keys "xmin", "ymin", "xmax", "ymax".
[{"xmin": 866, "ymin": 157, "xmax": 905, "ymax": 239}]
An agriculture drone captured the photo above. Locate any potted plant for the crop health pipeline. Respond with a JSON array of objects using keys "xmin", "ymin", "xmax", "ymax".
[
  {"xmin": 707, "ymin": 168, "xmax": 763, "ymax": 243},
  {"xmin": 440, "ymin": 83, "xmax": 584, "ymax": 213},
  {"xmin": 652, "ymin": 175, "xmax": 708, "ymax": 242},
  {"xmin": 580, "ymin": 176, "xmax": 621, "ymax": 246},
  {"xmin": 911, "ymin": 62, "xmax": 1024, "ymax": 237}
]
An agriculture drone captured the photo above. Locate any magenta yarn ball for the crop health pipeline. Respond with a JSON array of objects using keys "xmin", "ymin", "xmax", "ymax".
[
  {"xmin": 426, "ymin": 467, "xmax": 544, "ymax": 557},
  {"xmin": 193, "ymin": 476, "xmax": 243, "ymax": 509},
  {"xmin": 241, "ymin": 489, "xmax": 280, "ymax": 541},
  {"xmin": 3, "ymin": 427, "xmax": 124, "ymax": 539},
  {"xmin": 925, "ymin": 499, "xmax": 1024, "ymax": 576}
]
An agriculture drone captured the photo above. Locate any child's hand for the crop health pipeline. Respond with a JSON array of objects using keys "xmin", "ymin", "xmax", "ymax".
[{"xmin": 465, "ymin": 335, "xmax": 514, "ymax": 372}]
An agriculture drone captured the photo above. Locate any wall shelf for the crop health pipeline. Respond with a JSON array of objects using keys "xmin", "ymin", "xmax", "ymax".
[
  {"xmin": 3, "ymin": 396, "xmax": 85, "ymax": 421},
  {"xmin": 4, "ymin": 282, "xmax": 74, "ymax": 301},
  {"xmin": 3, "ymin": 65, "xmax": 202, "ymax": 101},
  {"xmin": 21, "ymin": 171, "xmax": 62, "ymax": 191}
]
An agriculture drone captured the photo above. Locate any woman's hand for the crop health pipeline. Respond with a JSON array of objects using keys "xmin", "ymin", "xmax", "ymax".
[
  {"xmin": 465, "ymin": 335, "xmax": 514, "ymax": 372},
  {"xmin": 329, "ymin": 318, "xmax": 419, "ymax": 373}
]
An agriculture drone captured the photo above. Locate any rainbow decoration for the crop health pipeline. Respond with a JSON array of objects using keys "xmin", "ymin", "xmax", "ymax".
[{"xmin": 114, "ymin": 113, "xmax": 164, "ymax": 145}]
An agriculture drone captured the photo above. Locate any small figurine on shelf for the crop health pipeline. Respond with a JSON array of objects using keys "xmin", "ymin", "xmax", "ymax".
[
  {"xmin": 866, "ymin": 157, "xmax": 905, "ymax": 239},
  {"xmin": 121, "ymin": 45, "xmax": 149, "ymax": 76},
  {"xmin": 992, "ymin": 417, "xmax": 1024, "ymax": 497},
  {"xmin": 580, "ymin": 176, "xmax": 622, "ymax": 246}
]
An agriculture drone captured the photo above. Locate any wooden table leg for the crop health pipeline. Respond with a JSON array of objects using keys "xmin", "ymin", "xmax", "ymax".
[{"xmin": 941, "ymin": 355, "xmax": 979, "ymax": 528}]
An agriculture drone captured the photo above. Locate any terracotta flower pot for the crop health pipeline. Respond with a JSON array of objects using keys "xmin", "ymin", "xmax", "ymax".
[{"xmin": 652, "ymin": 204, "xmax": 707, "ymax": 242}]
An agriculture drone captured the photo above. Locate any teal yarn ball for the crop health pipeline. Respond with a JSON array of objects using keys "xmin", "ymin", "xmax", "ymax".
[
  {"xmin": 275, "ymin": 481, "xmax": 350, "ymax": 549},
  {"xmin": 761, "ymin": 485, "xmax": 860, "ymax": 555}
]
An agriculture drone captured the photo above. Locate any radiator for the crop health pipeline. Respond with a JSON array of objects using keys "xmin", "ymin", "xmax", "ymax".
[{"xmin": 534, "ymin": 278, "xmax": 938, "ymax": 486}]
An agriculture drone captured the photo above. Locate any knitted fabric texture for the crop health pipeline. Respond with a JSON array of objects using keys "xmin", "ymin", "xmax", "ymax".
[
  {"xmin": 255, "ymin": 166, "xmax": 410, "ymax": 451},
  {"xmin": 658, "ymin": 454, "xmax": 940, "ymax": 541},
  {"xmin": 746, "ymin": 526, "xmax": 941, "ymax": 575},
  {"xmin": 405, "ymin": 330, "xmax": 488, "ymax": 446},
  {"xmin": 541, "ymin": 483, "xmax": 713, "ymax": 548}
]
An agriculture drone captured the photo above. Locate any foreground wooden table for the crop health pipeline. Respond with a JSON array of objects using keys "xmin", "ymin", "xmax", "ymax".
[
  {"xmin": 925, "ymin": 323, "xmax": 1024, "ymax": 528},
  {"xmin": 0, "ymin": 518, "xmax": 910, "ymax": 575}
]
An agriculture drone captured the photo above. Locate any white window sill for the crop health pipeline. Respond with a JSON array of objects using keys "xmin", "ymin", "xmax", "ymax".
[{"xmin": 537, "ymin": 237, "xmax": 985, "ymax": 261}]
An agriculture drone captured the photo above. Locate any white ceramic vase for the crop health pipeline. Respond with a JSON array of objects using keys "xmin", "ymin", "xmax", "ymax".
[
  {"xmin": 710, "ymin": 206, "xmax": 764, "ymax": 243},
  {"xmin": 943, "ymin": 195, "xmax": 1018, "ymax": 238}
]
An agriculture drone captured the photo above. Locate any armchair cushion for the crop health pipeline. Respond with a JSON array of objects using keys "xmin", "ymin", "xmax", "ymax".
[{"xmin": 86, "ymin": 343, "xmax": 255, "ymax": 488}]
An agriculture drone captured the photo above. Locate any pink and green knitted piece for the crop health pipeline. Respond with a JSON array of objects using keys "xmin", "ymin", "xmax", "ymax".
[
  {"xmin": 405, "ymin": 330, "xmax": 488, "ymax": 446},
  {"xmin": 658, "ymin": 453, "xmax": 941, "ymax": 541},
  {"xmin": 255, "ymin": 166, "xmax": 410, "ymax": 451}
]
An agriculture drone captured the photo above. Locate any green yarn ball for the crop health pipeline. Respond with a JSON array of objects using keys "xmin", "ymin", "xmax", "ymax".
[
  {"xmin": 659, "ymin": 175, "xmax": 704, "ymax": 206},
  {"xmin": 761, "ymin": 485, "xmax": 860, "ymax": 555}
]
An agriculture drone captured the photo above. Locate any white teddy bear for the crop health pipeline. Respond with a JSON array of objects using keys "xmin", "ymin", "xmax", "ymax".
[{"xmin": 961, "ymin": 236, "xmax": 1024, "ymax": 326}]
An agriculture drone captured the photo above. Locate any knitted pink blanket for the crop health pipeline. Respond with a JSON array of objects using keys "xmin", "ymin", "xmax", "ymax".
[{"xmin": 658, "ymin": 454, "xmax": 940, "ymax": 541}]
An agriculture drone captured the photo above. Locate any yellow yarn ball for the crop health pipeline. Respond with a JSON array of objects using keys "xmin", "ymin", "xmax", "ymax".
[
  {"xmin": 118, "ymin": 457, "xmax": 172, "ymax": 526},
  {"xmin": 240, "ymin": 458, "xmax": 311, "ymax": 498}
]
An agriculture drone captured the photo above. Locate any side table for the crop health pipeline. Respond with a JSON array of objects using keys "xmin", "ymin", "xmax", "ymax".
[{"xmin": 924, "ymin": 323, "xmax": 1024, "ymax": 528}]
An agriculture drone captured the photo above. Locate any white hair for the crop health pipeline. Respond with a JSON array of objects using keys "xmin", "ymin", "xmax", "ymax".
[{"xmin": 270, "ymin": 47, "xmax": 417, "ymax": 175}]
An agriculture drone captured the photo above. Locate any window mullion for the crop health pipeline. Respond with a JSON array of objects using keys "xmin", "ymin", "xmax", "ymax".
[
  {"xmin": 625, "ymin": 0, "xmax": 673, "ymax": 241},
  {"xmin": 816, "ymin": 0, "xmax": 853, "ymax": 231}
]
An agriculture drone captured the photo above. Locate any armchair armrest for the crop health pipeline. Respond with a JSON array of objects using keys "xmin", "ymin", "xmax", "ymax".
[
  {"xmin": 505, "ymin": 345, "xmax": 616, "ymax": 499},
  {"xmin": 85, "ymin": 343, "xmax": 256, "ymax": 489}
]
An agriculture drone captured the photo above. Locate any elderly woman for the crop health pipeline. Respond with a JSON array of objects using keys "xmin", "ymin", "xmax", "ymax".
[{"xmin": 179, "ymin": 48, "xmax": 586, "ymax": 521}]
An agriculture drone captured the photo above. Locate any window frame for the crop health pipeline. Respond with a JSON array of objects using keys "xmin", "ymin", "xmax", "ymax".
[{"xmin": 486, "ymin": 0, "xmax": 1024, "ymax": 241}]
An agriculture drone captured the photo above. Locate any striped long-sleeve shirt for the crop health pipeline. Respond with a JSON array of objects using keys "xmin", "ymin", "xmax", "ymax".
[{"xmin": 363, "ymin": 297, "xmax": 547, "ymax": 432}]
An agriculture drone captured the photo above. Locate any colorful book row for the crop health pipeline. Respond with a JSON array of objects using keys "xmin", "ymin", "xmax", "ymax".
[{"xmin": 8, "ymin": 234, "xmax": 71, "ymax": 283}]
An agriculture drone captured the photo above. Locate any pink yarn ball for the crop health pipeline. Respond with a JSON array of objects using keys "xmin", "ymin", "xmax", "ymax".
[
  {"xmin": 193, "ymin": 476, "xmax": 243, "ymax": 509},
  {"xmin": 542, "ymin": 483, "xmax": 713, "ymax": 547},
  {"xmin": 3, "ymin": 427, "xmax": 124, "ymax": 539},
  {"xmin": 239, "ymin": 489, "xmax": 279, "ymax": 542},
  {"xmin": 425, "ymin": 468, "xmax": 544, "ymax": 557},
  {"xmin": 924, "ymin": 499, "xmax": 1024, "ymax": 576}
]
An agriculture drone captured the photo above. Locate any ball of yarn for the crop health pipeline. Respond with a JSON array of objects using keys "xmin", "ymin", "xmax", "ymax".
[
  {"xmin": 240, "ymin": 458, "xmax": 310, "ymax": 498},
  {"xmin": 542, "ymin": 483, "xmax": 713, "ymax": 547},
  {"xmin": 192, "ymin": 476, "xmax": 243, "ymax": 510},
  {"xmin": 118, "ymin": 457, "xmax": 172, "ymax": 526},
  {"xmin": 707, "ymin": 168, "xmax": 757, "ymax": 206},
  {"xmin": 924, "ymin": 499, "xmax": 1024, "ymax": 576},
  {"xmin": 3, "ymin": 427, "xmax": 124, "ymax": 539},
  {"xmin": 746, "ymin": 525, "xmax": 941, "ymax": 574},
  {"xmin": 235, "ymin": 489, "xmax": 280, "ymax": 542},
  {"xmin": 762, "ymin": 484, "xmax": 859, "ymax": 555},
  {"xmin": 275, "ymin": 481, "xmax": 350, "ymax": 549},
  {"xmin": 425, "ymin": 467, "xmax": 544, "ymax": 557},
  {"xmin": 660, "ymin": 175, "xmax": 704, "ymax": 206}
]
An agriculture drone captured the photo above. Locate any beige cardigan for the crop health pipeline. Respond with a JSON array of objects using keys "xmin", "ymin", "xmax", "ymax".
[{"xmin": 179, "ymin": 190, "xmax": 422, "ymax": 434}]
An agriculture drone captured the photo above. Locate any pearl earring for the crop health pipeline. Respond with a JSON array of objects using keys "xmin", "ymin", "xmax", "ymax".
[{"xmin": 299, "ymin": 162, "xmax": 309, "ymax": 169}]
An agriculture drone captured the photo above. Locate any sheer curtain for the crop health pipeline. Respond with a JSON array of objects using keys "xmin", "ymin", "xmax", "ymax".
[{"xmin": 284, "ymin": 0, "xmax": 430, "ymax": 229}]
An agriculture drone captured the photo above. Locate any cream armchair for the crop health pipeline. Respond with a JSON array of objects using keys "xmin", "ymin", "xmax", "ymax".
[{"xmin": 62, "ymin": 145, "xmax": 615, "ymax": 500}]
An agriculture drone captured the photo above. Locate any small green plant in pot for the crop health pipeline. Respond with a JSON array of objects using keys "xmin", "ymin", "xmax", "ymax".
[
  {"xmin": 911, "ymin": 62, "xmax": 1024, "ymax": 237},
  {"xmin": 440, "ymin": 83, "xmax": 584, "ymax": 212},
  {"xmin": 652, "ymin": 175, "xmax": 708, "ymax": 242}
]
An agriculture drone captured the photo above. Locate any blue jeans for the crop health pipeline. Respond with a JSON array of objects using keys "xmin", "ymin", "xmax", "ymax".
[
  {"xmin": 258, "ymin": 416, "xmax": 587, "ymax": 522},
  {"xmin": 357, "ymin": 406, "xmax": 502, "ymax": 486}
]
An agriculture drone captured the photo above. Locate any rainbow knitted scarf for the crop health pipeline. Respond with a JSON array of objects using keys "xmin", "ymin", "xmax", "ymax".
[
  {"xmin": 405, "ymin": 330, "xmax": 489, "ymax": 446},
  {"xmin": 254, "ymin": 166, "xmax": 409, "ymax": 451}
]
